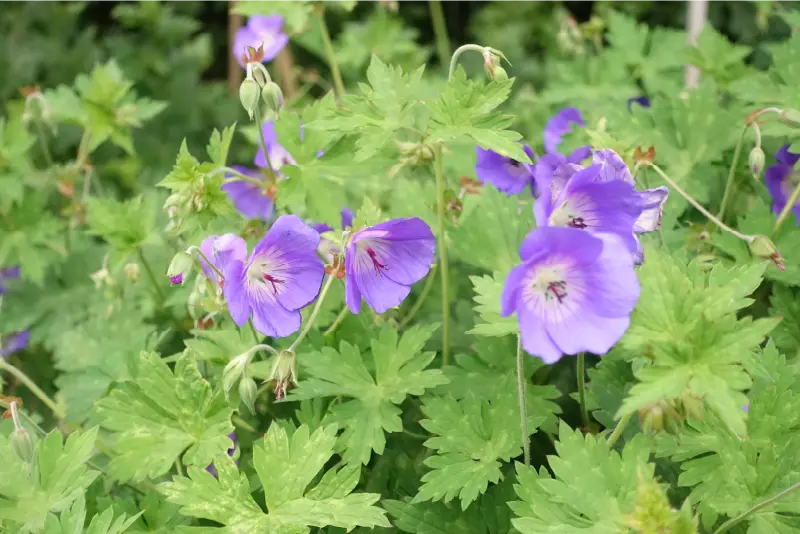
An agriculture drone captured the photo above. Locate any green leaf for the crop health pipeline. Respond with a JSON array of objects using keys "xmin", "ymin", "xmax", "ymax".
[
  {"xmin": 96, "ymin": 352, "xmax": 235, "ymax": 482},
  {"xmin": 0, "ymin": 428, "xmax": 100, "ymax": 533},
  {"xmin": 41, "ymin": 496, "xmax": 141, "ymax": 534},
  {"xmin": 688, "ymin": 25, "xmax": 754, "ymax": 88},
  {"xmin": 288, "ymin": 324, "xmax": 449, "ymax": 465},
  {"xmin": 161, "ymin": 424, "xmax": 390, "ymax": 532},
  {"xmin": 770, "ymin": 285, "xmax": 800, "ymax": 357},
  {"xmin": 86, "ymin": 194, "xmax": 159, "ymax": 260},
  {"xmin": 206, "ymin": 123, "xmax": 237, "ymax": 167},
  {"xmin": 468, "ymin": 272, "xmax": 517, "ymax": 337}
]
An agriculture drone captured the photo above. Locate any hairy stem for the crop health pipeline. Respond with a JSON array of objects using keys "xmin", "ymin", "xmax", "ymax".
[
  {"xmin": 448, "ymin": 44, "xmax": 487, "ymax": 80},
  {"xmin": 433, "ymin": 145, "xmax": 451, "ymax": 366},
  {"xmin": 324, "ymin": 306, "xmax": 349, "ymax": 337},
  {"xmin": 773, "ymin": 179, "xmax": 800, "ymax": 236},
  {"xmin": 577, "ymin": 352, "xmax": 590, "ymax": 430},
  {"xmin": 0, "ymin": 360, "xmax": 65, "ymax": 420},
  {"xmin": 606, "ymin": 412, "xmax": 633, "ymax": 447},
  {"xmin": 713, "ymin": 480, "xmax": 800, "ymax": 534},
  {"xmin": 288, "ymin": 274, "xmax": 337, "ymax": 352},
  {"xmin": 398, "ymin": 263, "xmax": 438, "ymax": 329},
  {"xmin": 186, "ymin": 245, "xmax": 225, "ymax": 280},
  {"xmin": 516, "ymin": 335, "xmax": 530, "ymax": 465},
  {"xmin": 137, "ymin": 248, "xmax": 166, "ymax": 303},
  {"xmin": 314, "ymin": 8, "xmax": 345, "ymax": 103},
  {"xmin": 715, "ymin": 127, "xmax": 747, "ymax": 227},
  {"xmin": 253, "ymin": 102, "xmax": 277, "ymax": 178},
  {"xmin": 220, "ymin": 166, "xmax": 270, "ymax": 188},
  {"xmin": 429, "ymin": 1, "xmax": 451, "ymax": 69}
]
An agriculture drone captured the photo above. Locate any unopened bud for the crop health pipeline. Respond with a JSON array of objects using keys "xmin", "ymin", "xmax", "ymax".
[
  {"xmin": 492, "ymin": 66, "xmax": 509, "ymax": 82},
  {"xmin": 222, "ymin": 353, "xmax": 249, "ymax": 400},
  {"xmin": 239, "ymin": 377, "xmax": 258, "ymax": 415},
  {"xmin": 779, "ymin": 108, "xmax": 800, "ymax": 129},
  {"xmin": 239, "ymin": 77, "xmax": 260, "ymax": 120},
  {"xmin": 11, "ymin": 428, "xmax": 34, "ymax": 463},
  {"xmin": 749, "ymin": 235, "xmax": 785, "ymax": 272},
  {"xmin": 483, "ymin": 51, "xmax": 500, "ymax": 79},
  {"xmin": 261, "ymin": 82, "xmax": 283, "ymax": 115},
  {"xmin": 269, "ymin": 350, "xmax": 297, "ymax": 401},
  {"xmin": 749, "ymin": 146, "xmax": 765, "ymax": 178},
  {"xmin": 167, "ymin": 252, "xmax": 194, "ymax": 286}
]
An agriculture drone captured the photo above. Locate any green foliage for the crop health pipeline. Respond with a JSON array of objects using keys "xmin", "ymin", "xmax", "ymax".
[
  {"xmin": 161, "ymin": 423, "xmax": 390, "ymax": 532},
  {"xmin": 96, "ymin": 352, "xmax": 235, "ymax": 482},
  {"xmin": 289, "ymin": 325, "xmax": 448, "ymax": 465},
  {"xmin": 41, "ymin": 497, "xmax": 140, "ymax": 534},
  {"xmin": 469, "ymin": 271, "xmax": 517, "ymax": 337},
  {"xmin": 86, "ymin": 195, "xmax": 159, "ymax": 262}
]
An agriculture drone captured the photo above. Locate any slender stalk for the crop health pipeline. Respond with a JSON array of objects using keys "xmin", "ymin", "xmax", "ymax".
[
  {"xmin": 398, "ymin": 263, "xmax": 438, "ymax": 329},
  {"xmin": 220, "ymin": 166, "xmax": 270, "ymax": 188},
  {"xmin": 773, "ymin": 180, "xmax": 800, "ymax": 236},
  {"xmin": 713, "ymin": 480, "xmax": 800, "ymax": 534},
  {"xmin": 0, "ymin": 360, "xmax": 65, "ymax": 420},
  {"xmin": 606, "ymin": 412, "xmax": 633, "ymax": 447},
  {"xmin": 576, "ymin": 353, "xmax": 590, "ymax": 430},
  {"xmin": 448, "ymin": 44, "xmax": 487, "ymax": 80},
  {"xmin": 715, "ymin": 127, "xmax": 747, "ymax": 227},
  {"xmin": 137, "ymin": 248, "xmax": 166, "ymax": 303},
  {"xmin": 33, "ymin": 118, "xmax": 53, "ymax": 166},
  {"xmin": 233, "ymin": 414, "xmax": 259, "ymax": 433},
  {"xmin": 516, "ymin": 335, "xmax": 530, "ymax": 465},
  {"xmin": 253, "ymin": 102, "xmax": 276, "ymax": 178},
  {"xmin": 433, "ymin": 145, "xmax": 451, "ymax": 366},
  {"xmin": 429, "ymin": 1, "xmax": 451, "ymax": 69},
  {"xmin": 186, "ymin": 245, "xmax": 225, "ymax": 280},
  {"xmin": 288, "ymin": 274, "xmax": 337, "ymax": 352},
  {"xmin": 174, "ymin": 459, "xmax": 184, "ymax": 477},
  {"xmin": 324, "ymin": 306, "xmax": 349, "ymax": 336},
  {"xmin": 314, "ymin": 8, "xmax": 345, "ymax": 103},
  {"xmin": 647, "ymin": 163, "xmax": 754, "ymax": 242}
]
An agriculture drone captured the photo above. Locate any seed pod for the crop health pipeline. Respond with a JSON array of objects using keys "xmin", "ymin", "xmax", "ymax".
[
  {"xmin": 239, "ymin": 377, "xmax": 258, "ymax": 415},
  {"xmin": 261, "ymin": 82, "xmax": 283, "ymax": 116},
  {"xmin": 11, "ymin": 428, "xmax": 34, "ymax": 464},
  {"xmin": 239, "ymin": 77, "xmax": 260, "ymax": 120}
]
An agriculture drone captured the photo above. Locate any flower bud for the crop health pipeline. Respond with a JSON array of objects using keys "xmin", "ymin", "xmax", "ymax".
[
  {"xmin": 748, "ymin": 146, "xmax": 765, "ymax": 178},
  {"xmin": 239, "ymin": 77, "xmax": 260, "ymax": 121},
  {"xmin": 11, "ymin": 428, "xmax": 34, "ymax": 464},
  {"xmin": 167, "ymin": 252, "xmax": 194, "ymax": 286},
  {"xmin": 222, "ymin": 353, "xmax": 248, "ymax": 400},
  {"xmin": 269, "ymin": 350, "xmax": 297, "ymax": 401},
  {"xmin": 779, "ymin": 108, "xmax": 800, "ymax": 129},
  {"xmin": 492, "ymin": 66, "xmax": 509, "ymax": 82},
  {"xmin": 749, "ymin": 235, "xmax": 785, "ymax": 272},
  {"xmin": 261, "ymin": 82, "xmax": 283, "ymax": 116},
  {"xmin": 239, "ymin": 377, "xmax": 258, "ymax": 415}
]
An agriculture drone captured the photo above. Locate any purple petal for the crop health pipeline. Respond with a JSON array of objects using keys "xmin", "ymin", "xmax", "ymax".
[
  {"xmin": 251, "ymin": 299, "xmax": 301, "ymax": 338},
  {"xmin": 351, "ymin": 218, "xmax": 435, "ymax": 286},
  {"xmin": 543, "ymin": 107, "xmax": 585, "ymax": 154},
  {"xmin": 351, "ymin": 253, "xmax": 411, "ymax": 314},
  {"xmin": 0, "ymin": 265, "xmax": 20, "ymax": 295},
  {"xmin": 233, "ymin": 27, "xmax": 258, "ymax": 68},
  {"xmin": 627, "ymin": 96, "xmax": 651, "ymax": 112},
  {"xmin": 1, "ymin": 331, "xmax": 30, "ymax": 358},
  {"xmin": 170, "ymin": 274, "xmax": 183, "ymax": 285},
  {"xmin": 582, "ymin": 233, "xmax": 640, "ymax": 318},
  {"xmin": 341, "ymin": 207, "xmax": 355, "ymax": 229},
  {"xmin": 233, "ymin": 15, "xmax": 288, "ymax": 67},
  {"xmin": 200, "ymin": 234, "xmax": 248, "ymax": 285},
  {"xmin": 500, "ymin": 263, "xmax": 528, "ymax": 317},
  {"xmin": 517, "ymin": 303, "xmax": 563, "ymax": 364},
  {"xmin": 567, "ymin": 146, "xmax": 592, "ymax": 165},
  {"xmin": 222, "ymin": 167, "xmax": 274, "ymax": 221},
  {"xmin": 776, "ymin": 144, "xmax": 800, "ymax": 167},
  {"xmin": 475, "ymin": 146, "xmax": 535, "ymax": 195},
  {"xmin": 344, "ymin": 243, "xmax": 363, "ymax": 314},
  {"xmin": 519, "ymin": 226, "xmax": 602, "ymax": 265},
  {"xmin": 548, "ymin": 313, "xmax": 631, "ymax": 356},
  {"xmin": 592, "ymin": 149, "xmax": 634, "ymax": 185},
  {"xmin": 253, "ymin": 215, "xmax": 321, "ymax": 260},
  {"xmin": 312, "ymin": 222, "xmax": 334, "ymax": 234},
  {"xmin": 255, "ymin": 141, "xmax": 296, "ymax": 173},
  {"xmin": 223, "ymin": 260, "xmax": 250, "ymax": 326},
  {"xmin": 634, "ymin": 187, "xmax": 669, "ymax": 234}
]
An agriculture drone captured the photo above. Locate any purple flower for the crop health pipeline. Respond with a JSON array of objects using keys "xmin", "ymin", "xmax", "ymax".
[
  {"xmin": 543, "ymin": 107, "xmax": 589, "ymax": 155},
  {"xmin": 311, "ymin": 222, "xmax": 334, "ymax": 234},
  {"xmin": 170, "ymin": 274, "xmax": 183, "ymax": 285},
  {"xmin": 765, "ymin": 144, "xmax": 800, "ymax": 225},
  {"xmin": 205, "ymin": 432, "xmax": 238, "ymax": 478},
  {"xmin": 627, "ymin": 96, "xmax": 651, "ymax": 112},
  {"xmin": 224, "ymin": 215, "xmax": 324, "ymax": 337},
  {"xmin": 221, "ymin": 166, "xmax": 275, "ymax": 221},
  {"xmin": 254, "ymin": 122, "xmax": 296, "ymax": 172},
  {"xmin": 233, "ymin": 15, "xmax": 289, "ymax": 67},
  {"xmin": 475, "ymin": 145, "xmax": 538, "ymax": 195},
  {"xmin": 341, "ymin": 207, "xmax": 355, "ymax": 229},
  {"xmin": 345, "ymin": 218, "xmax": 436, "ymax": 314},
  {"xmin": 500, "ymin": 228, "xmax": 640, "ymax": 363},
  {"xmin": 1, "ymin": 331, "xmax": 30, "ymax": 359},
  {"xmin": 0, "ymin": 266, "xmax": 20, "ymax": 295},
  {"xmin": 199, "ymin": 234, "xmax": 247, "ymax": 289}
]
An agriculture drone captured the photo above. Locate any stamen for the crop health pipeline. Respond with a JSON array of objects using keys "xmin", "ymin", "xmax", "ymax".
[
  {"xmin": 262, "ymin": 273, "xmax": 285, "ymax": 294},
  {"xmin": 545, "ymin": 280, "xmax": 568, "ymax": 303},
  {"xmin": 568, "ymin": 217, "xmax": 587, "ymax": 229},
  {"xmin": 366, "ymin": 247, "xmax": 389, "ymax": 276}
]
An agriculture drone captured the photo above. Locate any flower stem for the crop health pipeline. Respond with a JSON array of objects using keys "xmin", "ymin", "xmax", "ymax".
[
  {"xmin": 516, "ymin": 335, "xmax": 530, "ymax": 465},
  {"xmin": 186, "ymin": 246, "xmax": 225, "ymax": 280},
  {"xmin": 398, "ymin": 263, "xmax": 438, "ymax": 329},
  {"xmin": 715, "ymin": 127, "xmax": 747, "ymax": 227},
  {"xmin": 577, "ymin": 352, "xmax": 590, "ymax": 430},
  {"xmin": 288, "ymin": 274, "xmax": 337, "ymax": 352},
  {"xmin": 773, "ymin": 180, "xmax": 800, "ymax": 236},
  {"xmin": 220, "ymin": 166, "xmax": 269, "ymax": 188},
  {"xmin": 712, "ymin": 480, "xmax": 800, "ymax": 534},
  {"xmin": 314, "ymin": 8, "xmax": 345, "ymax": 103},
  {"xmin": 33, "ymin": 118, "xmax": 53, "ymax": 167},
  {"xmin": 429, "ymin": 1, "xmax": 451, "ymax": 69},
  {"xmin": 0, "ymin": 360, "xmax": 65, "ymax": 420},
  {"xmin": 232, "ymin": 414, "xmax": 259, "ymax": 433},
  {"xmin": 448, "ymin": 44, "xmax": 487, "ymax": 80},
  {"xmin": 324, "ymin": 306, "xmax": 349, "ymax": 337},
  {"xmin": 253, "ymin": 102, "xmax": 277, "ymax": 178},
  {"xmin": 137, "ymin": 248, "xmax": 166, "ymax": 303},
  {"xmin": 647, "ymin": 163, "xmax": 754, "ymax": 242},
  {"xmin": 606, "ymin": 412, "xmax": 633, "ymax": 447},
  {"xmin": 433, "ymin": 145, "xmax": 451, "ymax": 367}
]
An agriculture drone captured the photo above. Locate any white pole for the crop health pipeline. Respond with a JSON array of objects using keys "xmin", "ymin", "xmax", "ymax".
[{"xmin": 685, "ymin": 0, "xmax": 708, "ymax": 89}]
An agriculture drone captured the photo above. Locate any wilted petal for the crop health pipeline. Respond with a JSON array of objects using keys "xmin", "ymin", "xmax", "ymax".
[{"xmin": 634, "ymin": 186, "xmax": 669, "ymax": 233}]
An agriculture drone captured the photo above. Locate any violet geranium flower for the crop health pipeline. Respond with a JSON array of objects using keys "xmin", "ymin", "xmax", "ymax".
[
  {"xmin": 345, "ymin": 218, "xmax": 436, "ymax": 314},
  {"xmin": 233, "ymin": 15, "xmax": 289, "ymax": 67},
  {"xmin": 254, "ymin": 121, "xmax": 296, "ymax": 172},
  {"xmin": 501, "ymin": 227, "xmax": 640, "ymax": 363},
  {"xmin": 475, "ymin": 145, "xmax": 538, "ymax": 195},
  {"xmin": 765, "ymin": 144, "xmax": 800, "ymax": 225},
  {"xmin": 199, "ymin": 234, "xmax": 247, "ymax": 290},
  {"xmin": 1, "ymin": 331, "xmax": 30, "ymax": 359},
  {"xmin": 221, "ymin": 166, "xmax": 275, "ymax": 221},
  {"xmin": 205, "ymin": 432, "xmax": 238, "ymax": 478},
  {"xmin": 224, "ymin": 215, "xmax": 324, "ymax": 337},
  {"xmin": 543, "ymin": 107, "xmax": 590, "ymax": 157},
  {"xmin": 0, "ymin": 265, "xmax": 20, "ymax": 295}
]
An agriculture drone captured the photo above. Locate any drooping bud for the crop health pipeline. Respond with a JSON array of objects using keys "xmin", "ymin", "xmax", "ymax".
[
  {"xmin": 239, "ymin": 77, "xmax": 260, "ymax": 121},
  {"xmin": 483, "ymin": 51, "xmax": 500, "ymax": 79},
  {"xmin": 167, "ymin": 252, "xmax": 195, "ymax": 286},
  {"xmin": 239, "ymin": 377, "xmax": 258, "ymax": 415},
  {"xmin": 12, "ymin": 428, "xmax": 34, "ymax": 464},
  {"xmin": 222, "ymin": 353, "xmax": 249, "ymax": 400},
  {"xmin": 492, "ymin": 66, "xmax": 509, "ymax": 82},
  {"xmin": 261, "ymin": 82, "xmax": 283, "ymax": 118},
  {"xmin": 779, "ymin": 108, "xmax": 800, "ymax": 129},
  {"xmin": 269, "ymin": 350, "xmax": 297, "ymax": 401},
  {"xmin": 748, "ymin": 146, "xmax": 765, "ymax": 178},
  {"xmin": 749, "ymin": 235, "xmax": 785, "ymax": 272}
]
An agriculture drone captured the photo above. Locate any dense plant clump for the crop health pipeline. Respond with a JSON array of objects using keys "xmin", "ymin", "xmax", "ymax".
[{"xmin": 2, "ymin": 1, "xmax": 800, "ymax": 533}]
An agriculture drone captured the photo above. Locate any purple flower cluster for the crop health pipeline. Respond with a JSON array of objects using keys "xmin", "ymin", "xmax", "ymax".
[
  {"xmin": 0, "ymin": 266, "xmax": 30, "ymax": 359},
  {"xmin": 502, "ymin": 148, "xmax": 667, "ymax": 363},
  {"xmin": 233, "ymin": 15, "xmax": 288, "ymax": 67},
  {"xmin": 765, "ymin": 144, "xmax": 800, "ymax": 226}
]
